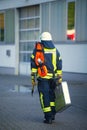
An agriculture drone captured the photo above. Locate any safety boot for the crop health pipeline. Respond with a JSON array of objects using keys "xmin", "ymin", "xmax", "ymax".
[
  {"xmin": 43, "ymin": 118, "xmax": 52, "ymax": 124},
  {"xmin": 52, "ymin": 115, "xmax": 55, "ymax": 120}
]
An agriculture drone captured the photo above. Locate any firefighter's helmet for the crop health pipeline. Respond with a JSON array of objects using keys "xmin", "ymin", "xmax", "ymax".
[{"xmin": 40, "ymin": 32, "xmax": 52, "ymax": 41}]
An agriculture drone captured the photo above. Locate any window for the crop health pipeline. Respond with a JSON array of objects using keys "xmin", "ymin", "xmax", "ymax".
[
  {"xmin": 19, "ymin": 5, "xmax": 40, "ymax": 62},
  {"xmin": 67, "ymin": 1, "xmax": 75, "ymax": 41},
  {"xmin": 0, "ymin": 13, "xmax": 4, "ymax": 42}
]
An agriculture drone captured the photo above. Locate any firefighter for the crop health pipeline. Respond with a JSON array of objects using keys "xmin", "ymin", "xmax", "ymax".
[{"xmin": 30, "ymin": 32, "xmax": 62, "ymax": 124}]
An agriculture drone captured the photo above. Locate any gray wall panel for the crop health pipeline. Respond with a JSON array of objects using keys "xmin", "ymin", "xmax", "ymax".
[
  {"xmin": 5, "ymin": 9, "xmax": 15, "ymax": 44},
  {"xmin": 41, "ymin": 0, "xmax": 66, "ymax": 42},
  {"xmin": 0, "ymin": 67, "xmax": 15, "ymax": 74},
  {"xmin": 76, "ymin": 0, "xmax": 87, "ymax": 41},
  {"xmin": 41, "ymin": 3, "xmax": 50, "ymax": 32}
]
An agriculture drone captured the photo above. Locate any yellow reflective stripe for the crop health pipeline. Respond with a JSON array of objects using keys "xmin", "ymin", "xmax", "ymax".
[
  {"xmin": 47, "ymin": 73, "xmax": 53, "ymax": 76},
  {"xmin": 37, "ymin": 73, "xmax": 57, "ymax": 79},
  {"xmin": 37, "ymin": 75, "xmax": 51, "ymax": 79},
  {"xmin": 40, "ymin": 92, "xmax": 51, "ymax": 112},
  {"xmin": 39, "ymin": 74, "xmax": 52, "ymax": 79},
  {"xmin": 47, "ymin": 73, "xmax": 57, "ymax": 77},
  {"xmin": 31, "ymin": 68, "xmax": 37, "ymax": 73},
  {"xmin": 43, "ymin": 107, "xmax": 51, "ymax": 112},
  {"xmin": 31, "ymin": 54, "xmax": 34, "ymax": 59},
  {"xmin": 50, "ymin": 102, "xmax": 55, "ymax": 107},
  {"xmin": 57, "ymin": 70, "xmax": 62, "ymax": 75},
  {"xmin": 37, "ymin": 73, "xmax": 58, "ymax": 79},
  {"xmin": 52, "ymin": 49, "xmax": 56, "ymax": 71},
  {"xmin": 44, "ymin": 48, "xmax": 57, "ymax": 71},
  {"xmin": 40, "ymin": 92, "xmax": 44, "ymax": 109}
]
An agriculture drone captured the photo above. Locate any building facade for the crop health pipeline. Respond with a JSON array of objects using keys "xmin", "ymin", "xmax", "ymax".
[{"xmin": 0, "ymin": 0, "xmax": 87, "ymax": 75}]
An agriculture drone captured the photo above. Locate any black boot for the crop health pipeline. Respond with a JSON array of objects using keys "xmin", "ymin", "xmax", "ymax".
[
  {"xmin": 52, "ymin": 114, "xmax": 55, "ymax": 120},
  {"xmin": 44, "ymin": 118, "xmax": 52, "ymax": 124}
]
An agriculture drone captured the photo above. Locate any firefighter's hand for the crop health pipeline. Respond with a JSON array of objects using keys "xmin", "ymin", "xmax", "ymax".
[
  {"xmin": 58, "ymin": 75, "xmax": 62, "ymax": 84},
  {"xmin": 58, "ymin": 77, "xmax": 62, "ymax": 84},
  {"xmin": 31, "ymin": 79, "xmax": 36, "ymax": 86},
  {"xmin": 31, "ymin": 73, "xmax": 36, "ymax": 86}
]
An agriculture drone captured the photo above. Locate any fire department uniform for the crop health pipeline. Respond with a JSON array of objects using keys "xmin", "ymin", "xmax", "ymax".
[{"xmin": 31, "ymin": 32, "xmax": 62, "ymax": 124}]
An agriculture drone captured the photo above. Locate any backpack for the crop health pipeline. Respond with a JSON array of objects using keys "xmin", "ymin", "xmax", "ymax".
[{"xmin": 34, "ymin": 42, "xmax": 47, "ymax": 77}]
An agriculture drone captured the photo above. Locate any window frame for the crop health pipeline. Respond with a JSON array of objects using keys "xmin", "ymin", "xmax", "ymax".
[
  {"xmin": 66, "ymin": 0, "xmax": 76, "ymax": 42},
  {"xmin": 19, "ymin": 5, "xmax": 40, "ymax": 63},
  {"xmin": 0, "ymin": 11, "xmax": 5, "ymax": 43}
]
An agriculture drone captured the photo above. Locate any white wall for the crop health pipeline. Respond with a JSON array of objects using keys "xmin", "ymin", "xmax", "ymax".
[
  {"xmin": 19, "ymin": 63, "xmax": 31, "ymax": 75},
  {"xmin": 0, "ymin": 44, "xmax": 87, "ymax": 74},
  {"xmin": 20, "ymin": 43, "xmax": 87, "ymax": 75},
  {"xmin": 0, "ymin": 45, "xmax": 15, "ymax": 68},
  {"xmin": 55, "ymin": 43, "xmax": 87, "ymax": 73}
]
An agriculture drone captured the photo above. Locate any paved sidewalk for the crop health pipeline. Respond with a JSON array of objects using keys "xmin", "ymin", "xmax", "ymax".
[{"xmin": 0, "ymin": 74, "xmax": 87, "ymax": 130}]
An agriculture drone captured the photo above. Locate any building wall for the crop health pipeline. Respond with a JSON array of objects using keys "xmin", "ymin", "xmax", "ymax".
[
  {"xmin": 40, "ymin": 0, "xmax": 87, "ymax": 74},
  {"xmin": 0, "ymin": 45, "xmax": 15, "ymax": 67},
  {"xmin": 0, "ymin": 0, "xmax": 87, "ymax": 75},
  {"xmin": 76, "ymin": 0, "xmax": 87, "ymax": 41},
  {"xmin": 58, "ymin": 0, "xmax": 87, "ymax": 73},
  {"xmin": 55, "ymin": 42, "xmax": 87, "ymax": 74},
  {"xmin": 41, "ymin": 0, "xmax": 66, "ymax": 41},
  {"xmin": 0, "ymin": 9, "xmax": 15, "ymax": 74}
]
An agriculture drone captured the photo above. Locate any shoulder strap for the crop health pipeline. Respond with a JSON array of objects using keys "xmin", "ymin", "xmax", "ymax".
[
  {"xmin": 35, "ymin": 42, "xmax": 43, "ymax": 51},
  {"xmin": 34, "ymin": 42, "xmax": 45, "ymax": 66}
]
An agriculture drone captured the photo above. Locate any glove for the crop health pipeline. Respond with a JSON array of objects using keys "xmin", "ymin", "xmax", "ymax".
[
  {"xmin": 31, "ymin": 74, "xmax": 36, "ymax": 96},
  {"xmin": 32, "ymin": 79, "xmax": 35, "ymax": 86},
  {"xmin": 31, "ymin": 73, "xmax": 36, "ymax": 86},
  {"xmin": 31, "ymin": 77, "xmax": 36, "ymax": 86},
  {"xmin": 58, "ymin": 74, "xmax": 62, "ymax": 84},
  {"xmin": 58, "ymin": 77, "xmax": 62, "ymax": 84}
]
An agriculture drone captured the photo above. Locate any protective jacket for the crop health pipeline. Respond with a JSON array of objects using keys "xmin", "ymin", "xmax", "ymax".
[{"xmin": 31, "ymin": 40, "xmax": 62, "ymax": 79}]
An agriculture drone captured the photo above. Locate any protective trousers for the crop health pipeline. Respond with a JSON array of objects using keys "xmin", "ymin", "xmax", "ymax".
[{"xmin": 37, "ymin": 79, "xmax": 56, "ymax": 120}]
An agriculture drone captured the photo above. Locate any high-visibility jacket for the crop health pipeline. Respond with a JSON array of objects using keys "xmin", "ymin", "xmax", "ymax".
[{"xmin": 31, "ymin": 40, "xmax": 62, "ymax": 79}]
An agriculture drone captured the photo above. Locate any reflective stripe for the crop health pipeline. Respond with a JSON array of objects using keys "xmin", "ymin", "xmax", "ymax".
[
  {"xmin": 52, "ymin": 49, "xmax": 56, "ymax": 71},
  {"xmin": 37, "ymin": 72, "xmax": 57, "ymax": 79},
  {"xmin": 43, "ymin": 107, "xmax": 51, "ymax": 112},
  {"xmin": 32, "ymin": 68, "xmax": 37, "ymax": 73},
  {"xmin": 31, "ymin": 54, "xmax": 34, "ymax": 59},
  {"xmin": 40, "ymin": 92, "xmax": 44, "ymax": 109},
  {"xmin": 57, "ymin": 70, "xmax": 62, "ymax": 75},
  {"xmin": 50, "ymin": 102, "xmax": 55, "ymax": 107},
  {"xmin": 37, "ymin": 75, "xmax": 51, "ymax": 79},
  {"xmin": 40, "ymin": 92, "xmax": 51, "ymax": 112}
]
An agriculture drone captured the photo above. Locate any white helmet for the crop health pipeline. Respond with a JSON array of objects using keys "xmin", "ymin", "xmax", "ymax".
[{"xmin": 40, "ymin": 32, "xmax": 52, "ymax": 41}]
